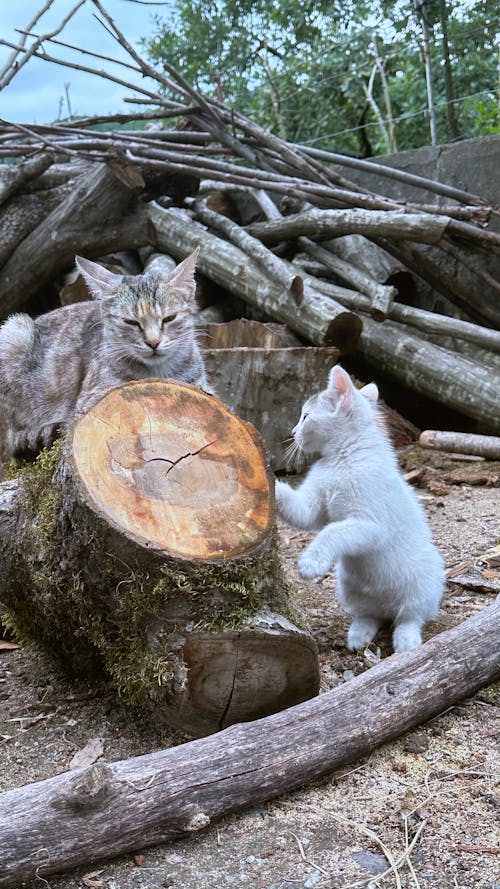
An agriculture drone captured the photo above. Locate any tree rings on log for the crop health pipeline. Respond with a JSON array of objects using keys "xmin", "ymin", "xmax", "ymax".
[{"xmin": 71, "ymin": 379, "xmax": 273, "ymax": 560}]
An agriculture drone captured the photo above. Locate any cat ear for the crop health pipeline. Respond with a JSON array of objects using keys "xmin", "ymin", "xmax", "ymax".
[
  {"xmin": 326, "ymin": 365, "xmax": 354, "ymax": 407},
  {"xmin": 75, "ymin": 256, "xmax": 122, "ymax": 300},
  {"xmin": 161, "ymin": 248, "xmax": 200, "ymax": 306},
  {"xmin": 360, "ymin": 382, "xmax": 379, "ymax": 403}
]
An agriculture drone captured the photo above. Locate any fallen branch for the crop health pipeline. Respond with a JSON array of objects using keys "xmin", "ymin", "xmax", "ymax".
[
  {"xmin": 419, "ymin": 430, "xmax": 500, "ymax": 460},
  {"xmin": 0, "ymin": 161, "xmax": 151, "ymax": 316},
  {"xmin": 0, "ymin": 599, "xmax": 498, "ymax": 887},
  {"xmin": 311, "ymin": 277, "xmax": 500, "ymax": 353},
  {"xmin": 298, "ymin": 236, "xmax": 396, "ymax": 320},
  {"xmin": 247, "ymin": 208, "xmax": 451, "ymax": 245},
  {"xmin": 354, "ymin": 316, "xmax": 500, "ymax": 432}
]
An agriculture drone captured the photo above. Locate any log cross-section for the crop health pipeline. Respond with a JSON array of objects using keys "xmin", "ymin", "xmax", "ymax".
[{"xmin": 72, "ymin": 379, "xmax": 273, "ymax": 559}]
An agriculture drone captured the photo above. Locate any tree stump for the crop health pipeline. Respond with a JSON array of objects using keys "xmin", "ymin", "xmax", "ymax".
[
  {"xmin": 199, "ymin": 319, "xmax": 339, "ymax": 470},
  {"xmin": 0, "ymin": 380, "xmax": 319, "ymax": 736}
]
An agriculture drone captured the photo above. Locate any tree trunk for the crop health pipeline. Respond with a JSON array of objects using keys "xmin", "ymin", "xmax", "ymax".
[
  {"xmin": 0, "ymin": 380, "xmax": 319, "ymax": 737},
  {"xmin": 0, "ymin": 599, "xmax": 498, "ymax": 888}
]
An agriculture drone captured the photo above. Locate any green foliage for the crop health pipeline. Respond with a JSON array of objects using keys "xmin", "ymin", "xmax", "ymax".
[{"xmin": 143, "ymin": 0, "xmax": 499, "ymax": 154}]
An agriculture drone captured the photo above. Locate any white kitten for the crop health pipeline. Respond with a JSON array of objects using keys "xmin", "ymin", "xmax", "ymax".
[{"xmin": 275, "ymin": 365, "xmax": 445, "ymax": 653}]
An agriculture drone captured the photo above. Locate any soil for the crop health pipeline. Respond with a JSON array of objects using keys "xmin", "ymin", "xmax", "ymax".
[{"xmin": 1, "ymin": 448, "xmax": 499, "ymax": 889}]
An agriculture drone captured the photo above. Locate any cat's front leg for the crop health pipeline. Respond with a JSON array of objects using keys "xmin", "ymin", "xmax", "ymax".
[
  {"xmin": 275, "ymin": 478, "xmax": 322, "ymax": 531},
  {"xmin": 297, "ymin": 541, "xmax": 333, "ymax": 579},
  {"xmin": 297, "ymin": 516, "xmax": 386, "ymax": 579},
  {"xmin": 392, "ymin": 619, "xmax": 423, "ymax": 652},
  {"xmin": 347, "ymin": 616, "xmax": 382, "ymax": 650}
]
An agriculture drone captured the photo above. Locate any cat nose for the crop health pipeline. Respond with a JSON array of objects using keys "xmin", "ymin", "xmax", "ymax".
[{"xmin": 147, "ymin": 338, "xmax": 161, "ymax": 351}]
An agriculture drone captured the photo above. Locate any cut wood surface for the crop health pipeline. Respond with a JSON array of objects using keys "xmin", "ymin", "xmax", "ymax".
[
  {"xmin": 73, "ymin": 379, "xmax": 272, "ymax": 559},
  {"xmin": 0, "ymin": 598, "xmax": 498, "ymax": 889},
  {"xmin": 0, "ymin": 380, "xmax": 319, "ymax": 736},
  {"xmin": 199, "ymin": 320, "xmax": 338, "ymax": 470}
]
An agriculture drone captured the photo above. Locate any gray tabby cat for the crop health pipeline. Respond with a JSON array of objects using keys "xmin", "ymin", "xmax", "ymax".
[{"xmin": 0, "ymin": 249, "xmax": 211, "ymax": 477}]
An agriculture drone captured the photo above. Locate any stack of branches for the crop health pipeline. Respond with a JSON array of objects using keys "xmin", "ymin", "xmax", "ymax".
[{"xmin": 0, "ymin": 0, "xmax": 500, "ymax": 432}]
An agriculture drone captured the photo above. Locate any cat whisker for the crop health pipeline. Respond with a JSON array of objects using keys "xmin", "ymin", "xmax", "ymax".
[{"xmin": 282, "ymin": 439, "xmax": 303, "ymax": 470}]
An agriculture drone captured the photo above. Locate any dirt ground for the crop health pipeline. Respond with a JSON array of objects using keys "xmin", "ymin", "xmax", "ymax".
[{"xmin": 1, "ymin": 448, "xmax": 499, "ymax": 889}]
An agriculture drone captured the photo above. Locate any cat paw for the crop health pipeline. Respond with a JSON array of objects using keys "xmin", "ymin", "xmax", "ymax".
[
  {"xmin": 274, "ymin": 480, "xmax": 287, "ymax": 507},
  {"xmin": 393, "ymin": 624, "xmax": 422, "ymax": 652},
  {"xmin": 347, "ymin": 618, "xmax": 380, "ymax": 651},
  {"xmin": 297, "ymin": 552, "xmax": 330, "ymax": 579}
]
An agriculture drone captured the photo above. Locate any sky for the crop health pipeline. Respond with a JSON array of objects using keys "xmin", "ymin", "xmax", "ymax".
[{"xmin": 0, "ymin": 0, "xmax": 172, "ymax": 123}]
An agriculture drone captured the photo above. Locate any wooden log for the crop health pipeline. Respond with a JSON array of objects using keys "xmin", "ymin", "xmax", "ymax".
[
  {"xmin": 298, "ymin": 236, "xmax": 396, "ymax": 320},
  {"xmin": 0, "ymin": 380, "xmax": 319, "ymax": 737},
  {"xmin": 419, "ymin": 430, "xmax": 500, "ymax": 460},
  {"xmin": 354, "ymin": 316, "xmax": 500, "ymax": 433},
  {"xmin": 246, "ymin": 208, "xmax": 451, "ymax": 245},
  {"xmin": 311, "ymin": 276, "xmax": 500, "ymax": 353},
  {"xmin": 0, "ymin": 599, "xmax": 498, "ymax": 888},
  {"xmin": 0, "ymin": 161, "xmax": 152, "ymax": 317},
  {"xmin": 323, "ymin": 233, "xmax": 414, "ymax": 289},
  {"xmin": 148, "ymin": 205, "xmax": 362, "ymax": 351},
  {"xmin": 199, "ymin": 319, "xmax": 338, "ymax": 470},
  {"xmin": 0, "ymin": 153, "xmax": 53, "ymax": 208}
]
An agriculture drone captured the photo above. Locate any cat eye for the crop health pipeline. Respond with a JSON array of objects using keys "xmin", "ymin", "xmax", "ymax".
[
  {"xmin": 162, "ymin": 313, "xmax": 177, "ymax": 325},
  {"xmin": 123, "ymin": 318, "xmax": 141, "ymax": 327}
]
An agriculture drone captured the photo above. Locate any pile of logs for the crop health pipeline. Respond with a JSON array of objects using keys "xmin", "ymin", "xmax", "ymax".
[{"xmin": 0, "ymin": 2, "xmax": 499, "ymax": 431}]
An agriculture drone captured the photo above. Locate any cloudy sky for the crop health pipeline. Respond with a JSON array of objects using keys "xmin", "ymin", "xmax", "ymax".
[{"xmin": 0, "ymin": 0, "xmax": 170, "ymax": 123}]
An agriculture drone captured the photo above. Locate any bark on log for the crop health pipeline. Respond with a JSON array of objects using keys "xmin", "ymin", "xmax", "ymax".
[
  {"xmin": 0, "ymin": 161, "xmax": 153, "ymax": 317},
  {"xmin": 0, "ymin": 380, "xmax": 319, "ymax": 737},
  {"xmin": 0, "ymin": 599, "xmax": 498, "ymax": 888},
  {"xmin": 419, "ymin": 430, "xmax": 500, "ymax": 460},
  {"xmin": 312, "ymin": 277, "xmax": 500, "ymax": 353},
  {"xmin": 246, "ymin": 208, "xmax": 451, "ymax": 245},
  {"xmin": 148, "ymin": 204, "xmax": 362, "ymax": 351},
  {"xmin": 354, "ymin": 316, "xmax": 500, "ymax": 433},
  {"xmin": 298, "ymin": 236, "xmax": 396, "ymax": 320},
  {"xmin": 199, "ymin": 320, "xmax": 338, "ymax": 470},
  {"xmin": 0, "ymin": 153, "xmax": 53, "ymax": 208}
]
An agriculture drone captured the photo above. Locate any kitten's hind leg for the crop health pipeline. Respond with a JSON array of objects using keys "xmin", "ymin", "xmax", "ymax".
[
  {"xmin": 347, "ymin": 616, "xmax": 381, "ymax": 651},
  {"xmin": 392, "ymin": 619, "xmax": 423, "ymax": 653}
]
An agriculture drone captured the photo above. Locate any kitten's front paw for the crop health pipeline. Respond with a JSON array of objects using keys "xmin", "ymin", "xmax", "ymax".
[
  {"xmin": 298, "ymin": 550, "xmax": 330, "ymax": 580},
  {"xmin": 274, "ymin": 479, "xmax": 288, "ymax": 506},
  {"xmin": 347, "ymin": 617, "xmax": 380, "ymax": 651}
]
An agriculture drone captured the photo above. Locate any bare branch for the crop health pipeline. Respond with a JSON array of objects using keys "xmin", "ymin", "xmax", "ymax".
[{"xmin": 0, "ymin": 0, "xmax": 86, "ymax": 92}]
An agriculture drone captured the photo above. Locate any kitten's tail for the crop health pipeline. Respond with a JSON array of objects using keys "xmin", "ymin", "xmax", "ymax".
[{"xmin": 0, "ymin": 313, "xmax": 36, "ymax": 361}]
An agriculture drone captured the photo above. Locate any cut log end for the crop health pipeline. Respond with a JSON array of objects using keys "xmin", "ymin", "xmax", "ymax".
[
  {"xmin": 162, "ymin": 612, "xmax": 320, "ymax": 735},
  {"xmin": 71, "ymin": 379, "xmax": 274, "ymax": 560},
  {"xmin": 325, "ymin": 311, "xmax": 363, "ymax": 351}
]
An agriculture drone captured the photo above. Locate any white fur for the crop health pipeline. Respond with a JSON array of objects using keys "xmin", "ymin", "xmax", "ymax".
[{"xmin": 275, "ymin": 366, "xmax": 445, "ymax": 653}]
